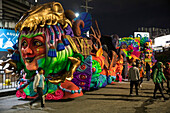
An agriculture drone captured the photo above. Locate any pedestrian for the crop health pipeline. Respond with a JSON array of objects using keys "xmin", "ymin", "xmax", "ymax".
[
  {"xmin": 151, "ymin": 62, "xmax": 157, "ymax": 79},
  {"xmin": 146, "ymin": 62, "xmax": 151, "ymax": 81},
  {"xmin": 30, "ymin": 67, "xmax": 45, "ymax": 109},
  {"xmin": 128, "ymin": 62, "xmax": 140, "ymax": 96},
  {"xmin": 164, "ymin": 62, "xmax": 170, "ymax": 92},
  {"xmin": 153, "ymin": 62, "xmax": 169, "ymax": 101},
  {"xmin": 16, "ymin": 69, "xmax": 25, "ymax": 85},
  {"xmin": 137, "ymin": 61, "xmax": 144, "ymax": 88}
]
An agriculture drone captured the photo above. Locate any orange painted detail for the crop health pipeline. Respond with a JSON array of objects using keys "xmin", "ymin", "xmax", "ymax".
[{"xmin": 61, "ymin": 80, "xmax": 83, "ymax": 99}]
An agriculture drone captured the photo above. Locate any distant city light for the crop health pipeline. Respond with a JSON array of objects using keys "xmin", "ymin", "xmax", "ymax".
[{"xmin": 75, "ymin": 13, "xmax": 79, "ymax": 17}]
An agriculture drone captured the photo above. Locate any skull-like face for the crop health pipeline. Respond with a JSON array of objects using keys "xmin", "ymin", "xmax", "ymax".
[
  {"xmin": 20, "ymin": 34, "xmax": 46, "ymax": 70},
  {"xmin": 145, "ymin": 49, "xmax": 152, "ymax": 59}
]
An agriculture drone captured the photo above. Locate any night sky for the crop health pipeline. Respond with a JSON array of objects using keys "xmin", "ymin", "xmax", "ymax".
[{"xmin": 29, "ymin": 0, "xmax": 170, "ymax": 37}]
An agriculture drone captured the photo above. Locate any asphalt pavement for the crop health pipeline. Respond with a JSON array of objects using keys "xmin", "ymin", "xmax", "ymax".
[{"xmin": 0, "ymin": 79, "xmax": 170, "ymax": 113}]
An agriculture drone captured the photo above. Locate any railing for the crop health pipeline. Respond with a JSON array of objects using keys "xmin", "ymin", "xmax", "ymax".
[{"xmin": 0, "ymin": 69, "xmax": 18, "ymax": 90}]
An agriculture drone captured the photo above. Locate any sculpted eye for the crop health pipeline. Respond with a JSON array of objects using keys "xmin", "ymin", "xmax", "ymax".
[
  {"xmin": 34, "ymin": 40, "xmax": 43, "ymax": 46},
  {"xmin": 21, "ymin": 40, "xmax": 28, "ymax": 48}
]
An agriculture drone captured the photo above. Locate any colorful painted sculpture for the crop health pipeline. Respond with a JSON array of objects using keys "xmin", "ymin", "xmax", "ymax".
[
  {"xmin": 119, "ymin": 36, "xmax": 156, "ymax": 77},
  {"xmin": 100, "ymin": 34, "xmax": 125, "ymax": 82},
  {"xmin": 140, "ymin": 36, "xmax": 156, "ymax": 71},
  {"xmin": 4, "ymin": 2, "xmax": 86, "ymax": 100},
  {"xmin": 72, "ymin": 55, "xmax": 92, "ymax": 91},
  {"xmin": 0, "ymin": 2, "xmax": 135, "ymax": 99}
]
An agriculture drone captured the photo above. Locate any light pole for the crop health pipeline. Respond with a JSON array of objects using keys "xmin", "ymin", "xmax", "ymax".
[
  {"xmin": 81, "ymin": 0, "xmax": 93, "ymax": 13},
  {"xmin": 80, "ymin": 0, "xmax": 93, "ymax": 37}
]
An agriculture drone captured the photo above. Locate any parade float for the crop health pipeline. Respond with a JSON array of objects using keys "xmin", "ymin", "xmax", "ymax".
[
  {"xmin": 1, "ymin": 2, "xmax": 157, "ymax": 100},
  {"xmin": 119, "ymin": 35, "xmax": 157, "ymax": 75},
  {"xmin": 0, "ymin": 2, "xmax": 126, "ymax": 100}
]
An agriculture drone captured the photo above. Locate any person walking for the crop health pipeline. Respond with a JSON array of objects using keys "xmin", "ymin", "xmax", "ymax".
[
  {"xmin": 30, "ymin": 67, "xmax": 45, "ymax": 109},
  {"xmin": 137, "ymin": 61, "xmax": 144, "ymax": 88},
  {"xmin": 146, "ymin": 62, "xmax": 151, "ymax": 81},
  {"xmin": 153, "ymin": 62, "xmax": 169, "ymax": 101},
  {"xmin": 128, "ymin": 62, "xmax": 140, "ymax": 96},
  {"xmin": 164, "ymin": 62, "xmax": 170, "ymax": 92}
]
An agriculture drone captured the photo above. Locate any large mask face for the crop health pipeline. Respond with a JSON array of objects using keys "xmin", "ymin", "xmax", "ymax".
[{"xmin": 20, "ymin": 34, "xmax": 46, "ymax": 70}]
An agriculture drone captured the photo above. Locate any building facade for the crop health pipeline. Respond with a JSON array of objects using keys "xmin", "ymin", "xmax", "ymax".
[
  {"xmin": 0, "ymin": 0, "xmax": 33, "ymax": 29},
  {"xmin": 137, "ymin": 27, "xmax": 170, "ymax": 40}
]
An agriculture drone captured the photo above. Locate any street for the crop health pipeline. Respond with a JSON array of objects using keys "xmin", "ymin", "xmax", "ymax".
[{"xmin": 0, "ymin": 80, "xmax": 169, "ymax": 113}]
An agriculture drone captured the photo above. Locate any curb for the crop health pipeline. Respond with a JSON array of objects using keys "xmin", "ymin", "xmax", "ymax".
[{"xmin": 0, "ymin": 89, "xmax": 16, "ymax": 97}]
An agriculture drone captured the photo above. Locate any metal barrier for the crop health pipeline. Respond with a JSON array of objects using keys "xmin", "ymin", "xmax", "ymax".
[{"xmin": 0, "ymin": 69, "xmax": 18, "ymax": 90}]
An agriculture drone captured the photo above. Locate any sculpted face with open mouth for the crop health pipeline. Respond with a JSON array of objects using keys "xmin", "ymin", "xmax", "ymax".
[{"xmin": 20, "ymin": 34, "xmax": 46, "ymax": 70}]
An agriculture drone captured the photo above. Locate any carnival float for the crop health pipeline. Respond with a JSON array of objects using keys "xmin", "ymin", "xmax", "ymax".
[{"xmin": 0, "ymin": 2, "xmax": 156, "ymax": 100}]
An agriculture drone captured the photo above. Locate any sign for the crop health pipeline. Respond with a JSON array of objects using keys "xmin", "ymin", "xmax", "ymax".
[
  {"xmin": 134, "ymin": 32, "xmax": 150, "ymax": 39},
  {"xmin": 0, "ymin": 29, "xmax": 19, "ymax": 51}
]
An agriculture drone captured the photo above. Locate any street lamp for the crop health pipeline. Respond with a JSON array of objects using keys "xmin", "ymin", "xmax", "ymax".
[{"xmin": 75, "ymin": 13, "xmax": 79, "ymax": 18}]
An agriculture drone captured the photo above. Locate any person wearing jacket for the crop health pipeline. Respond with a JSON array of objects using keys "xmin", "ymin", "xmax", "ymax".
[
  {"xmin": 153, "ymin": 62, "xmax": 168, "ymax": 101},
  {"xmin": 128, "ymin": 62, "xmax": 140, "ymax": 96},
  {"xmin": 30, "ymin": 67, "xmax": 45, "ymax": 109},
  {"xmin": 164, "ymin": 62, "xmax": 170, "ymax": 92}
]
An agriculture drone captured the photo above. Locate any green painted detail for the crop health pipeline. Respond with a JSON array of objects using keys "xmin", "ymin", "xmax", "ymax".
[
  {"xmin": 47, "ymin": 82, "xmax": 58, "ymax": 93},
  {"xmin": 90, "ymin": 60, "xmax": 104, "ymax": 89},
  {"xmin": 37, "ymin": 58, "xmax": 46, "ymax": 68},
  {"xmin": 91, "ymin": 74, "xmax": 100, "ymax": 79},
  {"xmin": 23, "ymin": 85, "xmax": 31, "ymax": 95},
  {"xmin": 42, "ymin": 46, "xmax": 73, "ymax": 77},
  {"xmin": 23, "ymin": 82, "xmax": 36, "ymax": 96},
  {"xmin": 92, "ymin": 60, "xmax": 102, "ymax": 74},
  {"xmin": 23, "ymin": 81, "xmax": 48, "ymax": 96},
  {"xmin": 19, "ymin": 32, "xmax": 43, "ymax": 40}
]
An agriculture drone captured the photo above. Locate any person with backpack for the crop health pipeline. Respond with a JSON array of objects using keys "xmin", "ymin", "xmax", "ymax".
[{"xmin": 153, "ymin": 62, "xmax": 169, "ymax": 101}]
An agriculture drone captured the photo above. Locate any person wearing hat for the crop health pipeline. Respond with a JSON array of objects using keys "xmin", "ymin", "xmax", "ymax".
[{"xmin": 128, "ymin": 62, "xmax": 140, "ymax": 96}]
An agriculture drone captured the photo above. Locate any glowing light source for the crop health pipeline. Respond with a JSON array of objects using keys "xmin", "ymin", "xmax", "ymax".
[{"xmin": 75, "ymin": 13, "xmax": 79, "ymax": 17}]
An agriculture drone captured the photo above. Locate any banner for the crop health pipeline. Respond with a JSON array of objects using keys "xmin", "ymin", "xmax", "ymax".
[
  {"xmin": 0, "ymin": 29, "xmax": 19, "ymax": 61},
  {"xmin": 0, "ymin": 29, "xmax": 19, "ymax": 51}
]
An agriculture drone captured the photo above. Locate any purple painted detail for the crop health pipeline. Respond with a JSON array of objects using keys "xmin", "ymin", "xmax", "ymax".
[
  {"xmin": 133, "ymin": 47, "xmax": 139, "ymax": 51},
  {"xmin": 72, "ymin": 55, "xmax": 92, "ymax": 91},
  {"xmin": 64, "ymin": 24, "xmax": 74, "ymax": 37}
]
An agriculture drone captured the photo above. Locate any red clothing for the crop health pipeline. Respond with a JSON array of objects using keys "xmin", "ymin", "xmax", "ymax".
[
  {"xmin": 138, "ymin": 67, "xmax": 144, "ymax": 78},
  {"xmin": 164, "ymin": 68, "xmax": 170, "ymax": 80}
]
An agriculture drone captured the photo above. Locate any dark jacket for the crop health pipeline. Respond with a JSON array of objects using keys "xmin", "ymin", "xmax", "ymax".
[
  {"xmin": 164, "ymin": 67, "xmax": 170, "ymax": 80},
  {"xmin": 128, "ymin": 66, "xmax": 140, "ymax": 81}
]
